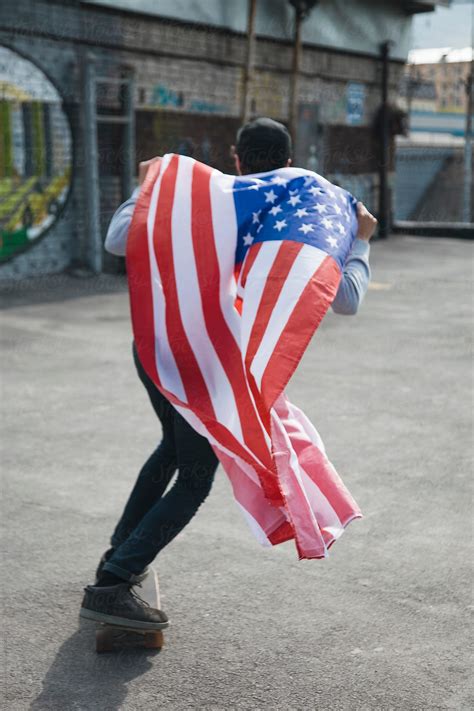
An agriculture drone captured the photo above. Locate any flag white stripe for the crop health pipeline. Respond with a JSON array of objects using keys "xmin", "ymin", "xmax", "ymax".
[
  {"xmin": 209, "ymin": 172, "xmax": 241, "ymax": 345},
  {"xmin": 271, "ymin": 411, "xmax": 328, "ymax": 558},
  {"xmin": 274, "ymin": 400, "xmax": 343, "ymax": 534},
  {"xmin": 251, "ymin": 245, "xmax": 327, "ymax": 388},
  {"xmin": 285, "ymin": 399, "xmax": 327, "ymax": 455},
  {"xmin": 173, "ymin": 402, "xmax": 265, "ymax": 476},
  {"xmin": 171, "ymin": 158, "xmax": 244, "ymax": 440},
  {"xmin": 240, "ymin": 241, "xmax": 282, "ymax": 356},
  {"xmin": 299, "ymin": 467, "xmax": 344, "ymax": 536},
  {"xmin": 147, "ymin": 155, "xmax": 187, "ymax": 401}
]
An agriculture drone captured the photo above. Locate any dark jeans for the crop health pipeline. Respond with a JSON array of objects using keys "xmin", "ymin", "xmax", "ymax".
[{"xmin": 103, "ymin": 343, "xmax": 219, "ymax": 583}]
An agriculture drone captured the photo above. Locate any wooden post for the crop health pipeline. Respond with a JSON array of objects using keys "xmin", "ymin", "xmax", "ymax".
[
  {"xmin": 463, "ymin": 58, "xmax": 473, "ymax": 223},
  {"xmin": 241, "ymin": 0, "xmax": 257, "ymax": 124},
  {"xmin": 81, "ymin": 50, "xmax": 102, "ymax": 273},
  {"xmin": 378, "ymin": 40, "xmax": 391, "ymax": 239},
  {"xmin": 289, "ymin": 6, "xmax": 303, "ymax": 148},
  {"xmin": 288, "ymin": 1, "xmax": 318, "ymax": 153}
]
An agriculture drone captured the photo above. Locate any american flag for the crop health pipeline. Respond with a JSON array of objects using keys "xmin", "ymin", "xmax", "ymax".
[{"xmin": 126, "ymin": 153, "xmax": 362, "ymax": 560}]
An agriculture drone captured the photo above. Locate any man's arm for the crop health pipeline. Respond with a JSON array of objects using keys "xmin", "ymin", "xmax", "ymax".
[
  {"xmin": 104, "ymin": 157, "xmax": 161, "ymax": 256},
  {"xmin": 331, "ymin": 239, "xmax": 371, "ymax": 315},
  {"xmin": 331, "ymin": 201, "xmax": 377, "ymax": 315},
  {"xmin": 104, "ymin": 188, "xmax": 140, "ymax": 256}
]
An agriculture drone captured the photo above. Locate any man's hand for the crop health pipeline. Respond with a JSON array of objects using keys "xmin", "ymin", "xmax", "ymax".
[
  {"xmin": 356, "ymin": 202, "xmax": 378, "ymax": 242},
  {"xmin": 138, "ymin": 157, "xmax": 162, "ymax": 185}
]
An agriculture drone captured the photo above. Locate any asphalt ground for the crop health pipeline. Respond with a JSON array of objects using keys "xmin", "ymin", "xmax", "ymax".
[{"xmin": 0, "ymin": 235, "xmax": 472, "ymax": 710}]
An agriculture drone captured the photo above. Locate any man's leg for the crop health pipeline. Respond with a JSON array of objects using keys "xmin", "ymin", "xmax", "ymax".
[
  {"xmin": 107, "ymin": 344, "xmax": 178, "ymax": 551},
  {"xmin": 101, "ymin": 408, "xmax": 219, "ymax": 582}
]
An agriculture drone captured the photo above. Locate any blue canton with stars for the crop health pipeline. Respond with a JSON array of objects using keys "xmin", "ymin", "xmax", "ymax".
[{"xmin": 232, "ymin": 171, "xmax": 358, "ymax": 270}]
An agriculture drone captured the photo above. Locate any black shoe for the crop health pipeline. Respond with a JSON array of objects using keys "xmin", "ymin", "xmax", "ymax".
[
  {"xmin": 95, "ymin": 548, "xmax": 149, "ymax": 585},
  {"xmin": 80, "ymin": 583, "xmax": 169, "ymax": 630},
  {"xmin": 94, "ymin": 548, "xmax": 115, "ymax": 583}
]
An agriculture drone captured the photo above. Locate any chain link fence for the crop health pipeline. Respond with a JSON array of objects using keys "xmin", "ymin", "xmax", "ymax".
[{"xmin": 394, "ymin": 140, "xmax": 473, "ymax": 223}]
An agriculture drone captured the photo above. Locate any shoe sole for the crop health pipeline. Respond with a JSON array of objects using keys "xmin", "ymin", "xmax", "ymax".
[{"xmin": 80, "ymin": 606, "xmax": 169, "ymax": 631}]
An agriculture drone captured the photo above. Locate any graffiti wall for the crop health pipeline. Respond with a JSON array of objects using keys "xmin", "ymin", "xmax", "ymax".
[{"xmin": 0, "ymin": 46, "xmax": 72, "ymax": 262}]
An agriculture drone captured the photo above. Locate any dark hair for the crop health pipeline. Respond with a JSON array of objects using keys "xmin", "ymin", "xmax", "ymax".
[{"xmin": 236, "ymin": 117, "xmax": 292, "ymax": 174}]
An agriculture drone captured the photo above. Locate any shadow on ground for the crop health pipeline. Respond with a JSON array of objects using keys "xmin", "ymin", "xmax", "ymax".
[{"xmin": 30, "ymin": 621, "xmax": 161, "ymax": 711}]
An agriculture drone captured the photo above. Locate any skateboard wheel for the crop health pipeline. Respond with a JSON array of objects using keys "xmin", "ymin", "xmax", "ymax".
[
  {"xmin": 144, "ymin": 631, "xmax": 164, "ymax": 649},
  {"xmin": 96, "ymin": 629, "xmax": 115, "ymax": 653}
]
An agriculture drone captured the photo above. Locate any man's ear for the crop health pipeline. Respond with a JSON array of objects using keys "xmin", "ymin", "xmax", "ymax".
[
  {"xmin": 234, "ymin": 153, "xmax": 242, "ymax": 175},
  {"xmin": 286, "ymin": 158, "xmax": 292, "ymax": 167},
  {"xmin": 230, "ymin": 145, "xmax": 242, "ymax": 175}
]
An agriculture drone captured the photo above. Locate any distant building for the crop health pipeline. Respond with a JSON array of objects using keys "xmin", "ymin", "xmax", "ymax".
[
  {"xmin": 402, "ymin": 46, "xmax": 473, "ymax": 137},
  {"xmin": 395, "ymin": 45, "xmax": 473, "ymax": 223}
]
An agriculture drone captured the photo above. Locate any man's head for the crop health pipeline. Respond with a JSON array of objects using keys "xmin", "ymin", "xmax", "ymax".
[{"xmin": 233, "ymin": 117, "xmax": 292, "ymax": 175}]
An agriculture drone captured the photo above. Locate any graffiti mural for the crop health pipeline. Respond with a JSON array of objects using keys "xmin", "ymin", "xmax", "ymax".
[{"xmin": 0, "ymin": 46, "xmax": 72, "ymax": 262}]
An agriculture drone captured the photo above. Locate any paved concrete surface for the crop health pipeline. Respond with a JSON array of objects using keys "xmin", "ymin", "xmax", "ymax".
[{"xmin": 1, "ymin": 235, "xmax": 472, "ymax": 711}]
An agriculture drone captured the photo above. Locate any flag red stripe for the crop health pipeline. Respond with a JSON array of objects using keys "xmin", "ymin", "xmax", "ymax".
[
  {"xmin": 268, "ymin": 521, "xmax": 294, "ymax": 546},
  {"xmin": 240, "ymin": 241, "xmax": 262, "ymax": 289},
  {"xmin": 276, "ymin": 397, "xmax": 362, "ymax": 525},
  {"xmin": 271, "ymin": 414, "xmax": 327, "ymax": 559},
  {"xmin": 191, "ymin": 162, "xmax": 277, "ymax": 476},
  {"xmin": 126, "ymin": 160, "xmax": 163, "ymax": 388},
  {"xmin": 244, "ymin": 242, "xmax": 304, "ymax": 431},
  {"xmin": 154, "ymin": 156, "xmax": 215, "ymax": 416},
  {"xmin": 261, "ymin": 255, "xmax": 341, "ymax": 410},
  {"xmin": 217, "ymin": 450, "xmax": 287, "ymax": 534}
]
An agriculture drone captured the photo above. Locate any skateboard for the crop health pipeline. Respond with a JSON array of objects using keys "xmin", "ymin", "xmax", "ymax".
[{"xmin": 93, "ymin": 568, "xmax": 168, "ymax": 654}]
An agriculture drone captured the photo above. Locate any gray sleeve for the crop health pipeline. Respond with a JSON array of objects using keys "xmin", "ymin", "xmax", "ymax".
[
  {"xmin": 104, "ymin": 187, "xmax": 140, "ymax": 256},
  {"xmin": 331, "ymin": 238, "xmax": 371, "ymax": 315}
]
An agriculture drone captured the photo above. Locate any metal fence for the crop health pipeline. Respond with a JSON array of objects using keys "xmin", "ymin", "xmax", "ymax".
[{"xmin": 394, "ymin": 140, "xmax": 473, "ymax": 224}]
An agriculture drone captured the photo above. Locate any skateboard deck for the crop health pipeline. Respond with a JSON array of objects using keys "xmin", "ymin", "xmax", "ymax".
[{"xmin": 94, "ymin": 568, "xmax": 167, "ymax": 654}]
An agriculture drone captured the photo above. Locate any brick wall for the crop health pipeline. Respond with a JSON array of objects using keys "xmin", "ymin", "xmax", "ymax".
[{"xmin": 0, "ymin": 0, "xmax": 403, "ymax": 279}]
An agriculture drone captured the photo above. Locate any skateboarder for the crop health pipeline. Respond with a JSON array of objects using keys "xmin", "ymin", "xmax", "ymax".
[{"xmin": 81, "ymin": 117, "xmax": 377, "ymax": 630}]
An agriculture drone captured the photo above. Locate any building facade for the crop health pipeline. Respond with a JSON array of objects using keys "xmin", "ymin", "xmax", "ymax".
[
  {"xmin": 403, "ymin": 46, "xmax": 473, "ymax": 137},
  {"xmin": 0, "ymin": 0, "xmax": 446, "ymax": 279}
]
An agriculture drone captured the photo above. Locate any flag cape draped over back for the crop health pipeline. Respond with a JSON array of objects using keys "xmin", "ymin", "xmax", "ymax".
[{"xmin": 126, "ymin": 153, "xmax": 362, "ymax": 560}]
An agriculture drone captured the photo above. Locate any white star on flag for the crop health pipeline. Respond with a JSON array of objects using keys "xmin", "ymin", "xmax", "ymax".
[
  {"xmin": 333, "ymin": 203, "xmax": 342, "ymax": 215},
  {"xmin": 326, "ymin": 188, "xmax": 336, "ymax": 199},
  {"xmin": 249, "ymin": 178, "xmax": 265, "ymax": 190},
  {"xmin": 295, "ymin": 207, "xmax": 309, "ymax": 218},
  {"xmin": 269, "ymin": 205, "xmax": 282, "ymax": 216},
  {"xmin": 326, "ymin": 235, "xmax": 338, "ymax": 248},
  {"xmin": 272, "ymin": 176, "xmax": 288, "ymax": 186},
  {"xmin": 344, "ymin": 212, "xmax": 350, "ymax": 222},
  {"xmin": 298, "ymin": 223, "xmax": 314, "ymax": 234},
  {"xmin": 264, "ymin": 189, "xmax": 277, "ymax": 204},
  {"xmin": 313, "ymin": 202, "xmax": 327, "ymax": 214},
  {"xmin": 288, "ymin": 194, "xmax": 301, "ymax": 207},
  {"xmin": 336, "ymin": 222, "xmax": 345, "ymax": 235},
  {"xmin": 243, "ymin": 233, "xmax": 254, "ymax": 246},
  {"xmin": 303, "ymin": 176, "xmax": 314, "ymax": 186},
  {"xmin": 321, "ymin": 217, "xmax": 333, "ymax": 229},
  {"xmin": 273, "ymin": 219, "xmax": 287, "ymax": 232},
  {"xmin": 252, "ymin": 211, "xmax": 261, "ymax": 224},
  {"xmin": 309, "ymin": 185, "xmax": 324, "ymax": 196}
]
